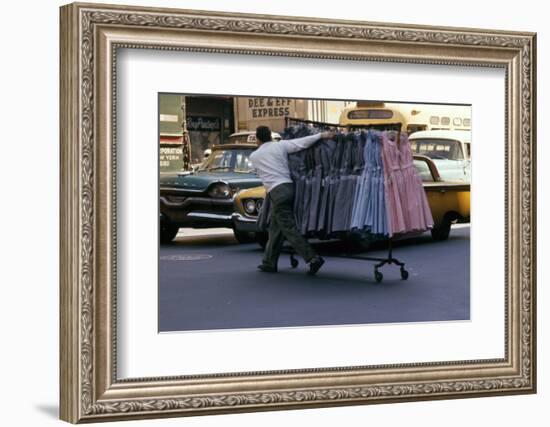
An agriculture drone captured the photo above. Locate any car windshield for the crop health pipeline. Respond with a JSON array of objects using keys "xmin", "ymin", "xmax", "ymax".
[
  {"xmin": 410, "ymin": 138, "xmax": 464, "ymax": 160},
  {"xmin": 199, "ymin": 148, "xmax": 255, "ymax": 173}
]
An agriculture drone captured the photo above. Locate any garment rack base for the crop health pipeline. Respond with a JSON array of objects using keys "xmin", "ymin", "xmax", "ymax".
[{"xmin": 288, "ymin": 239, "xmax": 408, "ymax": 283}]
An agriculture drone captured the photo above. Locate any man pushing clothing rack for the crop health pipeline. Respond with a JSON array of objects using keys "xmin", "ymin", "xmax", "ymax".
[{"xmin": 249, "ymin": 125, "xmax": 334, "ymax": 275}]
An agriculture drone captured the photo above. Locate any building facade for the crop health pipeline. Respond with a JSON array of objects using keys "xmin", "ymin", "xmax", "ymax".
[{"xmin": 160, "ymin": 94, "xmax": 326, "ymax": 172}]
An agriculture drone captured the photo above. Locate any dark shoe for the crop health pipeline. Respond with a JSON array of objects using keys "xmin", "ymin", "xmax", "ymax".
[
  {"xmin": 308, "ymin": 256, "xmax": 325, "ymax": 275},
  {"xmin": 257, "ymin": 264, "xmax": 278, "ymax": 273}
]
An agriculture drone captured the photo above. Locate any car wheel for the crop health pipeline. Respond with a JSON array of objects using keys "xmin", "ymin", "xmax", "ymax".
[
  {"xmin": 233, "ymin": 230, "xmax": 256, "ymax": 244},
  {"xmin": 160, "ymin": 223, "xmax": 179, "ymax": 244},
  {"xmin": 431, "ymin": 219, "xmax": 451, "ymax": 241},
  {"xmin": 255, "ymin": 232, "xmax": 268, "ymax": 249}
]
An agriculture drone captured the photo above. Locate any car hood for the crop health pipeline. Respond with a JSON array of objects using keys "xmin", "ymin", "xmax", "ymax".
[{"xmin": 160, "ymin": 170, "xmax": 261, "ymax": 192}]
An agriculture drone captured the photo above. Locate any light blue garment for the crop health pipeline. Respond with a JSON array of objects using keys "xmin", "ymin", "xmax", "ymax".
[{"xmin": 350, "ymin": 131, "xmax": 388, "ymax": 236}]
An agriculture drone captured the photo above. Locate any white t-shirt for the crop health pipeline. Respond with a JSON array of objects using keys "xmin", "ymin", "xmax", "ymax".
[{"xmin": 249, "ymin": 133, "xmax": 322, "ymax": 193}]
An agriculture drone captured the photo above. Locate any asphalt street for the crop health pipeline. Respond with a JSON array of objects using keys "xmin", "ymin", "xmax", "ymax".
[{"xmin": 159, "ymin": 225, "xmax": 470, "ymax": 332}]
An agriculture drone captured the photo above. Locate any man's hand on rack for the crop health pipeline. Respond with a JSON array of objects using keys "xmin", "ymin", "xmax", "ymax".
[{"xmin": 320, "ymin": 131, "xmax": 335, "ymax": 140}]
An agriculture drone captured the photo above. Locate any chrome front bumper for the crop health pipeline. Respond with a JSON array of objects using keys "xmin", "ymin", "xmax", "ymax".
[
  {"xmin": 187, "ymin": 212, "xmax": 233, "ymax": 221},
  {"xmin": 231, "ymin": 213, "xmax": 260, "ymax": 232},
  {"xmin": 160, "ymin": 195, "xmax": 234, "ymax": 228}
]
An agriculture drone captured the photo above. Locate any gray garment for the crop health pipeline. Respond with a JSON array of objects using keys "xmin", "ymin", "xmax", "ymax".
[
  {"xmin": 262, "ymin": 183, "xmax": 317, "ymax": 268},
  {"xmin": 327, "ymin": 136, "xmax": 345, "ymax": 232},
  {"xmin": 300, "ymin": 148, "xmax": 315, "ymax": 234},
  {"xmin": 307, "ymin": 143, "xmax": 324, "ymax": 232},
  {"xmin": 332, "ymin": 136, "xmax": 353, "ymax": 231},
  {"xmin": 317, "ymin": 139, "xmax": 336, "ymax": 233}
]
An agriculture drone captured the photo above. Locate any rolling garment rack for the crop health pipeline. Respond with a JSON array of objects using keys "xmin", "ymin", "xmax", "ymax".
[
  {"xmin": 282, "ymin": 117, "xmax": 409, "ymax": 283},
  {"xmin": 287, "ymin": 240, "xmax": 408, "ymax": 283}
]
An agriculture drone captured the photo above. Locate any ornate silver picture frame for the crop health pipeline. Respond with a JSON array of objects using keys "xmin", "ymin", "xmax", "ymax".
[{"xmin": 60, "ymin": 2, "xmax": 536, "ymax": 423}]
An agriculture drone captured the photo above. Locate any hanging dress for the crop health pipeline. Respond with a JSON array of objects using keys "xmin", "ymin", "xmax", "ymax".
[
  {"xmin": 370, "ymin": 132, "xmax": 388, "ymax": 235},
  {"xmin": 350, "ymin": 131, "xmax": 372, "ymax": 231},
  {"xmin": 326, "ymin": 133, "xmax": 345, "ymax": 234},
  {"xmin": 332, "ymin": 133, "xmax": 355, "ymax": 232},
  {"xmin": 307, "ymin": 142, "xmax": 324, "ymax": 233},
  {"xmin": 350, "ymin": 131, "xmax": 388, "ymax": 236},
  {"xmin": 381, "ymin": 131, "xmax": 407, "ymax": 237},
  {"xmin": 397, "ymin": 132, "xmax": 434, "ymax": 232},
  {"xmin": 317, "ymin": 138, "xmax": 336, "ymax": 234}
]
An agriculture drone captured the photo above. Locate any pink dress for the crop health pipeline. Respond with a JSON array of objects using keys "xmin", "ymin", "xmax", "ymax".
[
  {"xmin": 381, "ymin": 132, "xmax": 407, "ymax": 236},
  {"xmin": 397, "ymin": 133, "xmax": 434, "ymax": 232},
  {"xmin": 381, "ymin": 132, "xmax": 433, "ymax": 236}
]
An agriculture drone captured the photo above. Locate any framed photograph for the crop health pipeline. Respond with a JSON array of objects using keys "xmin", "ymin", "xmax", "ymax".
[{"xmin": 60, "ymin": 2, "xmax": 537, "ymax": 423}]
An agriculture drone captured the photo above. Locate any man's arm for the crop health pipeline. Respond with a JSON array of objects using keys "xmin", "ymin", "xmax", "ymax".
[{"xmin": 280, "ymin": 131, "xmax": 334, "ymax": 154}]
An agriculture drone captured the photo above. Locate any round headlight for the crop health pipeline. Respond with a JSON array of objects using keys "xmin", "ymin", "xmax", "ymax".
[
  {"xmin": 244, "ymin": 199, "xmax": 257, "ymax": 214},
  {"xmin": 208, "ymin": 183, "xmax": 231, "ymax": 198},
  {"xmin": 255, "ymin": 199, "xmax": 264, "ymax": 212}
]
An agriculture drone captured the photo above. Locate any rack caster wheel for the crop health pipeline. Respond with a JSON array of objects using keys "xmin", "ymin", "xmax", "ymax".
[
  {"xmin": 374, "ymin": 270, "xmax": 383, "ymax": 283},
  {"xmin": 400, "ymin": 268, "xmax": 409, "ymax": 280},
  {"xmin": 290, "ymin": 257, "xmax": 299, "ymax": 268}
]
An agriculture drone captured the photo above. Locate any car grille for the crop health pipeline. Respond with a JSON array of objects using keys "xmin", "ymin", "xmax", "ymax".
[{"xmin": 190, "ymin": 201, "xmax": 234, "ymax": 215}]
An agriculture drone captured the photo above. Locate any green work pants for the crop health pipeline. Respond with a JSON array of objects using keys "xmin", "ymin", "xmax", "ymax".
[{"xmin": 262, "ymin": 183, "xmax": 317, "ymax": 268}]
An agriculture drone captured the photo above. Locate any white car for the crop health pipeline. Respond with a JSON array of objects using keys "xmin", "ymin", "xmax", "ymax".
[{"xmin": 409, "ymin": 130, "xmax": 471, "ymax": 182}]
